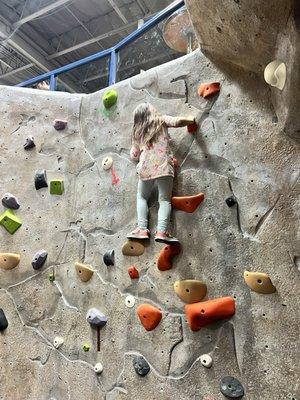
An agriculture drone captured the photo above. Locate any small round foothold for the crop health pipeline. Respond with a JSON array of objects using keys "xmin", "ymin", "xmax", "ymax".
[
  {"xmin": 103, "ymin": 249, "xmax": 115, "ymax": 266},
  {"xmin": 102, "ymin": 89, "xmax": 118, "ymax": 109},
  {"xmin": 125, "ymin": 295, "xmax": 135, "ymax": 308},
  {"xmin": 53, "ymin": 336, "xmax": 64, "ymax": 349},
  {"xmin": 133, "ymin": 355, "xmax": 150, "ymax": 376},
  {"xmin": 128, "ymin": 265, "xmax": 139, "ymax": 279},
  {"xmin": 48, "ymin": 272, "xmax": 55, "ymax": 282},
  {"xmin": 102, "ymin": 156, "xmax": 113, "ymax": 170},
  {"xmin": 94, "ymin": 362, "xmax": 103, "ymax": 374},
  {"xmin": 225, "ymin": 196, "xmax": 237, "ymax": 207},
  {"xmin": 82, "ymin": 343, "xmax": 91, "ymax": 352},
  {"xmin": 200, "ymin": 354, "xmax": 213, "ymax": 368},
  {"xmin": 220, "ymin": 376, "xmax": 244, "ymax": 398}
]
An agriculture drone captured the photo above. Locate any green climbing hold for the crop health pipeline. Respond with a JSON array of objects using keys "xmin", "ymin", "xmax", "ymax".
[
  {"xmin": 102, "ymin": 89, "xmax": 117, "ymax": 109},
  {"xmin": 48, "ymin": 272, "xmax": 55, "ymax": 282},
  {"xmin": 0, "ymin": 209, "xmax": 22, "ymax": 234},
  {"xmin": 82, "ymin": 343, "xmax": 90, "ymax": 352},
  {"xmin": 50, "ymin": 180, "xmax": 64, "ymax": 195}
]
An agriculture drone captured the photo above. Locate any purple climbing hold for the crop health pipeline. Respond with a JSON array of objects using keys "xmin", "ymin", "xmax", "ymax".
[
  {"xmin": 31, "ymin": 249, "xmax": 48, "ymax": 270},
  {"xmin": 54, "ymin": 119, "xmax": 67, "ymax": 131},
  {"xmin": 1, "ymin": 193, "xmax": 20, "ymax": 210},
  {"xmin": 23, "ymin": 136, "xmax": 35, "ymax": 150},
  {"xmin": 86, "ymin": 308, "xmax": 107, "ymax": 327}
]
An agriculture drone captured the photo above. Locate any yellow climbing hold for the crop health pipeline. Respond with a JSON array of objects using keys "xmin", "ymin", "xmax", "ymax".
[
  {"xmin": 174, "ymin": 279, "xmax": 207, "ymax": 303},
  {"xmin": 0, "ymin": 253, "xmax": 20, "ymax": 270},
  {"xmin": 244, "ymin": 271, "xmax": 276, "ymax": 294},
  {"xmin": 75, "ymin": 262, "xmax": 94, "ymax": 282}
]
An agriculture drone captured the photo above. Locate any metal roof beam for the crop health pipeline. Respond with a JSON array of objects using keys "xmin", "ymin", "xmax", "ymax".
[
  {"xmin": 107, "ymin": 0, "xmax": 128, "ymax": 24},
  {"xmin": 13, "ymin": 0, "xmax": 73, "ymax": 28}
]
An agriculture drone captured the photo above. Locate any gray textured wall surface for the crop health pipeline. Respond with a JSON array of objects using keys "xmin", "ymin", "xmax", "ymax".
[{"xmin": 0, "ymin": 49, "xmax": 299, "ymax": 400}]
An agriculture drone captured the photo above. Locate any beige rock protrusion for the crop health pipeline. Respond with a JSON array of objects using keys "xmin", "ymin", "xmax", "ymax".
[
  {"xmin": 0, "ymin": 253, "xmax": 20, "ymax": 270},
  {"xmin": 244, "ymin": 271, "xmax": 276, "ymax": 294},
  {"xmin": 174, "ymin": 280, "xmax": 207, "ymax": 303},
  {"xmin": 122, "ymin": 240, "xmax": 145, "ymax": 256},
  {"xmin": 75, "ymin": 262, "xmax": 94, "ymax": 282}
]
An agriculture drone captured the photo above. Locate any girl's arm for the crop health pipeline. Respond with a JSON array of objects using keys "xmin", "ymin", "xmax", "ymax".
[
  {"xmin": 130, "ymin": 144, "xmax": 140, "ymax": 161},
  {"xmin": 163, "ymin": 115, "xmax": 195, "ymax": 128}
]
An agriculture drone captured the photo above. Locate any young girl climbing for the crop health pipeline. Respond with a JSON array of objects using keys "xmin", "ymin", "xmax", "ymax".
[{"xmin": 127, "ymin": 102, "xmax": 196, "ymax": 244}]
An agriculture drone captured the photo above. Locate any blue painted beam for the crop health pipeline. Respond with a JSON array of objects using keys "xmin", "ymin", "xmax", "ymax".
[{"xmin": 16, "ymin": 0, "xmax": 185, "ymax": 90}]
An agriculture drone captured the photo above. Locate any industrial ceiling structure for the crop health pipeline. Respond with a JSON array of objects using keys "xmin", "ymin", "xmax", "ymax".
[{"xmin": 0, "ymin": 0, "xmax": 182, "ymax": 93}]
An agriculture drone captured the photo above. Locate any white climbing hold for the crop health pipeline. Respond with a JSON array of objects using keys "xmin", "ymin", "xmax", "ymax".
[
  {"xmin": 264, "ymin": 60, "xmax": 286, "ymax": 90},
  {"xmin": 102, "ymin": 156, "xmax": 113, "ymax": 170},
  {"xmin": 94, "ymin": 362, "xmax": 103, "ymax": 374},
  {"xmin": 200, "ymin": 354, "xmax": 213, "ymax": 368},
  {"xmin": 53, "ymin": 336, "xmax": 64, "ymax": 349},
  {"xmin": 125, "ymin": 295, "xmax": 135, "ymax": 308}
]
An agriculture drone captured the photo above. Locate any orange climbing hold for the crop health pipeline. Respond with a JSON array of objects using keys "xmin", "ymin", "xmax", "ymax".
[
  {"xmin": 198, "ymin": 82, "xmax": 220, "ymax": 98},
  {"xmin": 171, "ymin": 193, "xmax": 204, "ymax": 213},
  {"xmin": 185, "ymin": 296, "xmax": 235, "ymax": 331},
  {"xmin": 157, "ymin": 243, "xmax": 181, "ymax": 271},
  {"xmin": 128, "ymin": 265, "xmax": 139, "ymax": 279},
  {"xmin": 137, "ymin": 304, "xmax": 162, "ymax": 331}
]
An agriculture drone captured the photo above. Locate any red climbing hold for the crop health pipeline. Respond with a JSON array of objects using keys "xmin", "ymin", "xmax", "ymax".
[
  {"xmin": 173, "ymin": 157, "xmax": 178, "ymax": 169},
  {"xmin": 187, "ymin": 122, "xmax": 198, "ymax": 133},
  {"xmin": 128, "ymin": 265, "xmax": 139, "ymax": 279},
  {"xmin": 111, "ymin": 167, "xmax": 119, "ymax": 185},
  {"xmin": 157, "ymin": 243, "xmax": 181, "ymax": 271},
  {"xmin": 137, "ymin": 304, "xmax": 162, "ymax": 331},
  {"xmin": 171, "ymin": 193, "xmax": 204, "ymax": 213},
  {"xmin": 185, "ymin": 296, "xmax": 235, "ymax": 331},
  {"xmin": 198, "ymin": 82, "xmax": 220, "ymax": 98}
]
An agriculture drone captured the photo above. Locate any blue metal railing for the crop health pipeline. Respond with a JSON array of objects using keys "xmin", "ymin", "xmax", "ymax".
[{"xmin": 16, "ymin": 0, "xmax": 185, "ymax": 91}]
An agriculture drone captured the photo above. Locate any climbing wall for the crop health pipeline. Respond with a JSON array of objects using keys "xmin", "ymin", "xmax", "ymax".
[{"xmin": 0, "ymin": 49, "xmax": 299, "ymax": 400}]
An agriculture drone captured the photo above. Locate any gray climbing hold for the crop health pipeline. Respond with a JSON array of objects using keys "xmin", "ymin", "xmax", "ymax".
[
  {"xmin": 35, "ymin": 170, "xmax": 48, "ymax": 190},
  {"xmin": 133, "ymin": 356, "xmax": 150, "ymax": 376},
  {"xmin": 220, "ymin": 376, "xmax": 244, "ymax": 398},
  {"xmin": 23, "ymin": 136, "xmax": 35, "ymax": 150},
  {"xmin": 0, "ymin": 308, "xmax": 8, "ymax": 331},
  {"xmin": 86, "ymin": 308, "xmax": 107, "ymax": 327},
  {"xmin": 1, "ymin": 193, "xmax": 20, "ymax": 210},
  {"xmin": 54, "ymin": 119, "xmax": 67, "ymax": 131},
  {"xmin": 225, "ymin": 196, "xmax": 237, "ymax": 207},
  {"xmin": 31, "ymin": 249, "xmax": 48, "ymax": 270},
  {"xmin": 103, "ymin": 249, "xmax": 114, "ymax": 266}
]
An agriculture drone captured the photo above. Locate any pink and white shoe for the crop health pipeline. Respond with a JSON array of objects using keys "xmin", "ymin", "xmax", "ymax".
[
  {"xmin": 127, "ymin": 227, "xmax": 150, "ymax": 240},
  {"xmin": 154, "ymin": 231, "xmax": 179, "ymax": 244}
]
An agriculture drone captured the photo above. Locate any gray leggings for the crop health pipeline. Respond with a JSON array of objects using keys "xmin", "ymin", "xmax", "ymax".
[{"xmin": 137, "ymin": 176, "xmax": 173, "ymax": 232}]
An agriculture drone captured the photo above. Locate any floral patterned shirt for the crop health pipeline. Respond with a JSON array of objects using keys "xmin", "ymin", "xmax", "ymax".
[{"xmin": 131, "ymin": 115, "xmax": 182, "ymax": 181}]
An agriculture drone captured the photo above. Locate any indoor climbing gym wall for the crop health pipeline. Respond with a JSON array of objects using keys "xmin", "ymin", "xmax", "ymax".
[{"xmin": 0, "ymin": 19, "xmax": 299, "ymax": 400}]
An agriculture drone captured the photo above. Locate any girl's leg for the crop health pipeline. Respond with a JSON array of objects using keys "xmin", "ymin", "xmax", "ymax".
[
  {"xmin": 156, "ymin": 176, "xmax": 173, "ymax": 232},
  {"xmin": 137, "ymin": 179, "xmax": 155, "ymax": 229}
]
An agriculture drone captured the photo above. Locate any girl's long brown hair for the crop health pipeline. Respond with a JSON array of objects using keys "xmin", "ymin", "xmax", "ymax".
[{"xmin": 132, "ymin": 103, "xmax": 163, "ymax": 146}]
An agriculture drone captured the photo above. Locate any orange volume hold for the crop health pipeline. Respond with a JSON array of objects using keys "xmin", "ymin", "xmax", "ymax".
[
  {"xmin": 157, "ymin": 243, "xmax": 181, "ymax": 271},
  {"xmin": 198, "ymin": 82, "xmax": 220, "ymax": 98},
  {"xmin": 137, "ymin": 304, "xmax": 162, "ymax": 331},
  {"xmin": 171, "ymin": 193, "xmax": 204, "ymax": 213},
  {"xmin": 128, "ymin": 265, "xmax": 139, "ymax": 279},
  {"xmin": 185, "ymin": 296, "xmax": 235, "ymax": 331}
]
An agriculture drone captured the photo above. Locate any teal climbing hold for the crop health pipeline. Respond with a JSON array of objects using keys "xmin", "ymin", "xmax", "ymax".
[
  {"xmin": 0, "ymin": 209, "xmax": 22, "ymax": 234},
  {"xmin": 102, "ymin": 89, "xmax": 118, "ymax": 109},
  {"xmin": 50, "ymin": 180, "xmax": 64, "ymax": 195}
]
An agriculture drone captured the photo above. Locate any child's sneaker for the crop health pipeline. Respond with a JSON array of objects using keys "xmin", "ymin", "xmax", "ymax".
[
  {"xmin": 155, "ymin": 231, "xmax": 179, "ymax": 244},
  {"xmin": 127, "ymin": 227, "xmax": 150, "ymax": 240}
]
